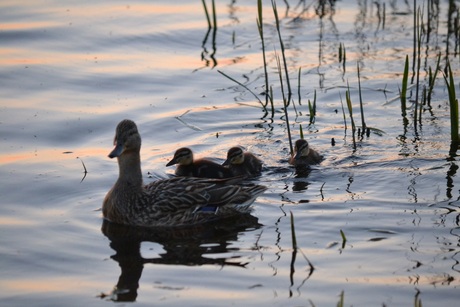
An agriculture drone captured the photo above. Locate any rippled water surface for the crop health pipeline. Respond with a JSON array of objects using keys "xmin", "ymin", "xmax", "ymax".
[{"xmin": 1, "ymin": 0, "xmax": 460, "ymax": 306}]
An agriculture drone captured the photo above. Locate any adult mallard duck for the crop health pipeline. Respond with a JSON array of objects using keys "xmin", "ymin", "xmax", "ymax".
[
  {"xmin": 166, "ymin": 147, "xmax": 234, "ymax": 179},
  {"xmin": 223, "ymin": 146, "xmax": 263, "ymax": 177},
  {"xmin": 289, "ymin": 139, "xmax": 322, "ymax": 167},
  {"xmin": 103, "ymin": 120, "xmax": 266, "ymax": 227}
]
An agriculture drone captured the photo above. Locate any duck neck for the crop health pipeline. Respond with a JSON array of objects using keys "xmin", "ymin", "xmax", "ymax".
[{"xmin": 116, "ymin": 151, "xmax": 143, "ymax": 189}]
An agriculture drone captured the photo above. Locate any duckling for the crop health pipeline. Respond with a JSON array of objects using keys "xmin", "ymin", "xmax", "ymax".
[
  {"xmin": 103, "ymin": 120, "xmax": 266, "ymax": 227},
  {"xmin": 223, "ymin": 146, "xmax": 263, "ymax": 177},
  {"xmin": 166, "ymin": 147, "xmax": 234, "ymax": 179},
  {"xmin": 289, "ymin": 139, "xmax": 322, "ymax": 167}
]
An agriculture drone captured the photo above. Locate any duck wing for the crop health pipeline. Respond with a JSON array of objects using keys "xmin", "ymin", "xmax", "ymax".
[{"xmin": 144, "ymin": 177, "xmax": 264, "ymax": 213}]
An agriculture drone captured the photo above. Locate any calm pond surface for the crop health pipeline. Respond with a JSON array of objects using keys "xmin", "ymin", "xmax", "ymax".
[{"xmin": 1, "ymin": 0, "xmax": 460, "ymax": 306}]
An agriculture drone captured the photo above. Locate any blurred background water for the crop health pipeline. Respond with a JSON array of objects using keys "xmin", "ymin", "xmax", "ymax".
[{"xmin": 1, "ymin": 0, "xmax": 460, "ymax": 306}]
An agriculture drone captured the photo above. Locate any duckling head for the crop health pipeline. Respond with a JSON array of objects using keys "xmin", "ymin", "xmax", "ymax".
[
  {"xmin": 294, "ymin": 139, "xmax": 310, "ymax": 160},
  {"xmin": 109, "ymin": 119, "xmax": 141, "ymax": 158},
  {"xmin": 166, "ymin": 147, "xmax": 194, "ymax": 166},
  {"xmin": 223, "ymin": 147, "xmax": 245, "ymax": 166}
]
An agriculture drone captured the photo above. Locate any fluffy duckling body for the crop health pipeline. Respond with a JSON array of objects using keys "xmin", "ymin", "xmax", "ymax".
[
  {"xmin": 289, "ymin": 139, "xmax": 322, "ymax": 167},
  {"xmin": 166, "ymin": 147, "xmax": 234, "ymax": 179},
  {"xmin": 103, "ymin": 120, "xmax": 266, "ymax": 227},
  {"xmin": 223, "ymin": 146, "xmax": 263, "ymax": 177}
]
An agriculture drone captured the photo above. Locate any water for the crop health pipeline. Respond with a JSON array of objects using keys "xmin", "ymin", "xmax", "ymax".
[{"xmin": 1, "ymin": 0, "xmax": 459, "ymax": 306}]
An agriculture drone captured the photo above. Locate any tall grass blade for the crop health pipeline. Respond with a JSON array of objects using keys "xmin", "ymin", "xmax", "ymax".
[
  {"xmin": 427, "ymin": 52, "xmax": 441, "ymax": 106},
  {"xmin": 337, "ymin": 290, "xmax": 345, "ymax": 307},
  {"xmin": 269, "ymin": 85, "xmax": 275, "ymax": 118},
  {"xmin": 338, "ymin": 43, "xmax": 343, "ymax": 63},
  {"xmin": 308, "ymin": 89, "xmax": 317, "ymax": 125},
  {"xmin": 414, "ymin": 6, "xmax": 423, "ymax": 126},
  {"xmin": 444, "ymin": 59, "xmax": 459, "ymax": 154},
  {"xmin": 272, "ymin": 0, "xmax": 293, "ymax": 110},
  {"xmin": 345, "ymin": 87, "xmax": 356, "ymax": 132},
  {"xmin": 211, "ymin": 0, "xmax": 217, "ymax": 29},
  {"xmin": 217, "ymin": 70, "xmax": 265, "ymax": 108},
  {"xmin": 357, "ymin": 63, "xmax": 366, "ymax": 132},
  {"xmin": 340, "ymin": 229, "xmax": 347, "ymax": 249},
  {"xmin": 289, "ymin": 210, "xmax": 297, "ymax": 298},
  {"xmin": 297, "ymin": 67, "xmax": 302, "ymax": 105},
  {"xmin": 276, "ymin": 53, "xmax": 293, "ymax": 154},
  {"xmin": 290, "ymin": 211, "xmax": 298, "ymax": 250},
  {"xmin": 339, "ymin": 92, "xmax": 348, "ymax": 133},
  {"xmin": 345, "ymin": 82, "xmax": 356, "ymax": 148},
  {"xmin": 400, "ymin": 55, "xmax": 409, "ymax": 120},
  {"xmin": 201, "ymin": 0, "xmax": 212, "ymax": 29},
  {"xmin": 257, "ymin": 0, "xmax": 269, "ymax": 108},
  {"xmin": 79, "ymin": 157, "xmax": 88, "ymax": 183}
]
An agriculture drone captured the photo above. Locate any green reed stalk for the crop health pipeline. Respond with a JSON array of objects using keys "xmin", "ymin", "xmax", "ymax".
[
  {"xmin": 308, "ymin": 89, "xmax": 317, "ymax": 125},
  {"xmin": 299, "ymin": 124, "xmax": 304, "ymax": 139},
  {"xmin": 339, "ymin": 92, "xmax": 348, "ymax": 133},
  {"xmin": 290, "ymin": 211, "xmax": 298, "ymax": 250},
  {"xmin": 337, "ymin": 290, "xmax": 345, "ymax": 307},
  {"xmin": 340, "ymin": 229, "xmax": 347, "ymax": 249},
  {"xmin": 338, "ymin": 43, "xmax": 343, "ymax": 63},
  {"xmin": 269, "ymin": 85, "xmax": 275, "ymax": 118},
  {"xmin": 276, "ymin": 53, "xmax": 293, "ymax": 154},
  {"xmin": 412, "ymin": 0, "xmax": 417, "ymax": 77},
  {"xmin": 427, "ymin": 52, "xmax": 441, "ymax": 106},
  {"xmin": 400, "ymin": 55, "xmax": 409, "ymax": 120},
  {"xmin": 345, "ymin": 83, "xmax": 357, "ymax": 148},
  {"xmin": 217, "ymin": 70, "xmax": 265, "ymax": 108},
  {"xmin": 339, "ymin": 43, "xmax": 346, "ymax": 72},
  {"xmin": 272, "ymin": 0, "xmax": 293, "ymax": 109},
  {"xmin": 297, "ymin": 67, "xmax": 302, "ymax": 105},
  {"xmin": 345, "ymin": 86, "xmax": 356, "ymax": 132},
  {"xmin": 201, "ymin": 0, "xmax": 212, "ymax": 29},
  {"xmin": 291, "ymin": 211, "xmax": 315, "ymax": 280},
  {"xmin": 78, "ymin": 158, "xmax": 88, "ymax": 183},
  {"xmin": 444, "ymin": 59, "xmax": 459, "ymax": 152},
  {"xmin": 211, "ymin": 0, "xmax": 217, "ymax": 29},
  {"xmin": 357, "ymin": 63, "xmax": 366, "ymax": 132},
  {"xmin": 414, "ymin": 289, "xmax": 422, "ymax": 307},
  {"xmin": 414, "ymin": 6, "xmax": 423, "ymax": 126},
  {"xmin": 257, "ymin": 0, "xmax": 269, "ymax": 108}
]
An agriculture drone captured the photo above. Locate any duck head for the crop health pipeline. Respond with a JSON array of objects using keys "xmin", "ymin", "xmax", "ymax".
[
  {"xmin": 109, "ymin": 119, "xmax": 142, "ymax": 159},
  {"xmin": 223, "ymin": 147, "xmax": 245, "ymax": 166},
  {"xmin": 166, "ymin": 147, "xmax": 193, "ymax": 166}
]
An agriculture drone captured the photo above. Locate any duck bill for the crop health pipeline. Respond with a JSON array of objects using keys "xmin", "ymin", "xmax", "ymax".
[
  {"xmin": 166, "ymin": 158, "xmax": 177, "ymax": 166},
  {"xmin": 294, "ymin": 150, "xmax": 302, "ymax": 160},
  {"xmin": 108, "ymin": 143, "xmax": 123, "ymax": 159}
]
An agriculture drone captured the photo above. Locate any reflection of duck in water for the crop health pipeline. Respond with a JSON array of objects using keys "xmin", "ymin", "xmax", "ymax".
[
  {"xmin": 103, "ymin": 120, "xmax": 267, "ymax": 227},
  {"xmin": 223, "ymin": 146, "xmax": 263, "ymax": 178},
  {"xmin": 100, "ymin": 215, "xmax": 261, "ymax": 302},
  {"xmin": 289, "ymin": 139, "xmax": 322, "ymax": 167},
  {"xmin": 166, "ymin": 147, "xmax": 234, "ymax": 179}
]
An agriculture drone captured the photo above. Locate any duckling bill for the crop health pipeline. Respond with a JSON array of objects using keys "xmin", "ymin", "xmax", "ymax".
[
  {"xmin": 103, "ymin": 119, "xmax": 266, "ymax": 227},
  {"xmin": 166, "ymin": 147, "xmax": 233, "ymax": 179}
]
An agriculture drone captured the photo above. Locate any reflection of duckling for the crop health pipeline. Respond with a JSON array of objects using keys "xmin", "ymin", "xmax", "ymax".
[
  {"xmin": 103, "ymin": 120, "xmax": 267, "ymax": 227},
  {"xmin": 223, "ymin": 146, "xmax": 263, "ymax": 177},
  {"xmin": 166, "ymin": 147, "xmax": 233, "ymax": 179},
  {"xmin": 289, "ymin": 139, "xmax": 322, "ymax": 167}
]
